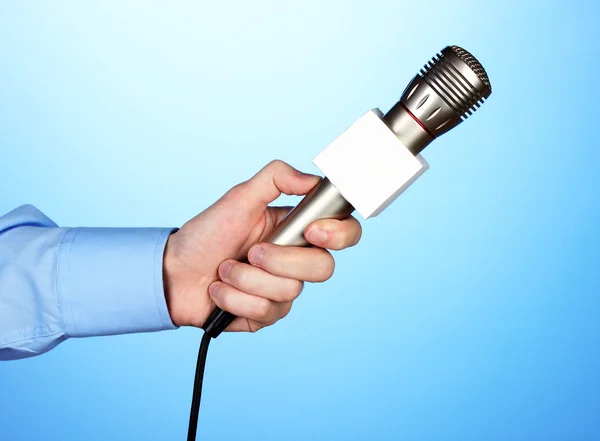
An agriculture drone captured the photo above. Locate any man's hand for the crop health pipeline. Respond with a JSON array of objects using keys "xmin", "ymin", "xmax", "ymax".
[{"xmin": 162, "ymin": 160, "xmax": 362, "ymax": 333}]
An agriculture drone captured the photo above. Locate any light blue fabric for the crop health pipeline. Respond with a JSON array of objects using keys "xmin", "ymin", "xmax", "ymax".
[{"xmin": 0, "ymin": 205, "xmax": 177, "ymax": 360}]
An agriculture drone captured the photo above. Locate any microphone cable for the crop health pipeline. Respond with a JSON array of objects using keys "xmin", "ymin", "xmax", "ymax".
[{"xmin": 187, "ymin": 331, "xmax": 212, "ymax": 441}]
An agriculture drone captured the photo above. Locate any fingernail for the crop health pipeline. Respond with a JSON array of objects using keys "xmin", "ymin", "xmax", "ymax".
[
  {"xmin": 306, "ymin": 226, "xmax": 327, "ymax": 245},
  {"xmin": 209, "ymin": 282, "xmax": 221, "ymax": 298},
  {"xmin": 248, "ymin": 245, "xmax": 264, "ymax": 265},
  {"xmin": 220, "ymin": 261, "xmax": 233, "ymax": 279}
]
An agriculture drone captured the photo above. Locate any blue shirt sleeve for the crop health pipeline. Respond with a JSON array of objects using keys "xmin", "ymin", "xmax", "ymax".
[{"xmin": 0, "ymin": 205, "xmax": 177, "ymax": 360}]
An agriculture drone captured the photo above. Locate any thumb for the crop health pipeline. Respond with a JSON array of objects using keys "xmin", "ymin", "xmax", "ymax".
[{"xmin": 238, "ymin": 160, "xmax": 321, "ymax": 206}]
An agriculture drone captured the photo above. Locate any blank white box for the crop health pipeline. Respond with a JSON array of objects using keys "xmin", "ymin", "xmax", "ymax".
[{"xmin": 313, "ymin": 109, "xmax": 429, "ymax": 219}]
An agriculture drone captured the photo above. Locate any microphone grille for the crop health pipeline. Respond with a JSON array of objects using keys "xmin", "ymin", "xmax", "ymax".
[
  {"xmin": 419, "ymin": 45, "xmax": 492, "ymax": 120},
  {"xmin": 449, "ymin": 45, "xmax": 491, "ymax": 92}
]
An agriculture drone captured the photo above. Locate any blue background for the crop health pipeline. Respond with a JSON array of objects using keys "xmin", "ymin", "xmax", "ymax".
[{"xmin": 1, "ymin": 1, "xmax": 599, "ymax": 440}]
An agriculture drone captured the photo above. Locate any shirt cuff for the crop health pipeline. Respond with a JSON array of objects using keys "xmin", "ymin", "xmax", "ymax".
[{"xmin": 57, "ymin": 227, "xmax": 178, "ymax": 338}]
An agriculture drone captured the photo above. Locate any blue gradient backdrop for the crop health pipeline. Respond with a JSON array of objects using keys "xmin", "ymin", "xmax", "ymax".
[{"xmin": 1, "ymin": 1, "xmax": 599, "ymax": 440}]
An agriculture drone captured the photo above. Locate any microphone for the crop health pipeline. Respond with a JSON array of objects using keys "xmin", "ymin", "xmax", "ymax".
[
  {"xmin": 187, "ymin": 45, "xmax": 493, "ymax": 441},
  {"xmin": 202, "ymin": 45, "xmax": 492, "ymax": 338}
]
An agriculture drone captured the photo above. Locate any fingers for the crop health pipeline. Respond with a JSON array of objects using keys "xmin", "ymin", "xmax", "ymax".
[
  {"xmin": 218, "ymin": 260, "xmax": 304, "ymax": 302},
  {"xmin": 304, "ymin": 216, "xmax": 362, "ymax": 250},
  {"xmin": 226, "ymin": 317, "xmax": 260, "ymax": 333},
  {"xmin": 238, "ymin": 160, "xmax": 321, "ymax": 205},
  {"xmin": 209, "ymin": 281, "xmax": 292, "ymax": 325},
  {"xmin": 226, "ymin": 313, "xmax": 292, "ymax": 333},
  {"xmin": 247, "ymin": 243, "xmax": 335, "ymax": 283},
  {"xmin": 268, "ymin": 206, "xmax": 295, "ymax": 226}
]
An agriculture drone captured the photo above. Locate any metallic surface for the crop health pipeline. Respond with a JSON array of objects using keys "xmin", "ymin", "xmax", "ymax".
[
  {"xmin": 266, "ymin": 177, "xmax": 355, "ymax": 246},
  {"xmin": 447, "ymin": 45, "xmax": 491, "ymax": 95},
  {"xmin": 384, "ymin": 45, "xmax": 492, "ymax": 155},
  {"xmin": 268, "ymin": 45, "xmax": 493, "ymax": 243},
  {"xmin": 383, "ymin": 98, "xmax": 434, "ymax": 155}
]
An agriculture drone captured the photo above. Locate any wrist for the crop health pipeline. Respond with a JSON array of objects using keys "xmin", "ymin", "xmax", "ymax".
[
  {"xmin": 163, "ymin": 232, "xmax": 184, "ymax": 327},
  {"xmin": 162, "ymin": 231, "xmax": 214, "ymax": 328}
]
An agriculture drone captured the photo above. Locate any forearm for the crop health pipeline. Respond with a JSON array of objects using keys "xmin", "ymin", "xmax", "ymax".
[{"xmin": 0, "ymin": 205, "xmax": 177, "ymax": 360}]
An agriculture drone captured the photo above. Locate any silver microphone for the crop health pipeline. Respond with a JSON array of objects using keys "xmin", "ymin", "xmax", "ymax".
[
  {"xmin": 203, "ymin": 45, "xmax": 492, "ymax": 337},
  {"xmin": 266, "ymin": 45, "xmax": 492, "ymax": 247}
]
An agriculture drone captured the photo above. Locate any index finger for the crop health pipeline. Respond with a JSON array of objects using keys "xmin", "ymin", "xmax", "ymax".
[{"xmin": 239, "ymin": 160, "xmax": 321, "ymax": 206}]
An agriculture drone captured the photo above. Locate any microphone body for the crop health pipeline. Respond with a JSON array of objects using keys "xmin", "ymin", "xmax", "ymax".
[{"xmin": 203, "ymin": 45, "xmax": 492, "ymax": 338}]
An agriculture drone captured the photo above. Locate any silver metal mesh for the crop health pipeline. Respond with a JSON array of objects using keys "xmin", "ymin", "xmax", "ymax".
[{"xmin": 449, "ymin": 45, "xmax": 492, "ymax": 92}]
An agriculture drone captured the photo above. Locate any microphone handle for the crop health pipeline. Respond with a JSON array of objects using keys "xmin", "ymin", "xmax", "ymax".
[{"xmin": 202, "ymin": 177, "xmax": 354, "ymax": 338}]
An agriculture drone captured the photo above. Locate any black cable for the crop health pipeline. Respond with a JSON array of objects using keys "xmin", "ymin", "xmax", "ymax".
[{"xmin": 187, "ymin": 331, "xmax": 212, "ymax": 441}]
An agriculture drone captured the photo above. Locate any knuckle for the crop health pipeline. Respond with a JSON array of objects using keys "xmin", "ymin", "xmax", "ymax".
[
  {"xmin": 293, "ymin": 280, "xmax": 304, "ymax": 297},
  {"xmin": 280, "ymin": 303, "xmax": 293, "ymax": 319},
  {"xmin": 318, "ymin": 255, "xmax": 335, "ymax": 282},
  {"xmin": 225, "ymin": 183, "xmax": 247, "ymax": 200},
  {"xmin": 254, "ymin": 299, "xmax": 271, "ymax": 320},
  {"xmin": 267, "ymin": 159, "xmax": 286, "ymax": 171},
  {"xmin": 281, "ymin": 280, "xmax": 303, "ymax": 302}
]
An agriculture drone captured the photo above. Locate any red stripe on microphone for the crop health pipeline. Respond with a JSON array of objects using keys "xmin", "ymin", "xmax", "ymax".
[{"xmin": 400, "ymin": 103, "xmax": 436, "ymax": 139}]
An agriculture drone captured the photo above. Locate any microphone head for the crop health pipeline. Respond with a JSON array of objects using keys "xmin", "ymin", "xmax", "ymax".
[
  {"xmin": 446, "ymin": 45, "xmax": 492, "ymax": 99},
  {"xmin": 384, "ymin": 45, "xmax": 492, "ymax": 154},
  {"xmin": 421, "ymin": 45, "xmax": 492, "ymax": 118}
]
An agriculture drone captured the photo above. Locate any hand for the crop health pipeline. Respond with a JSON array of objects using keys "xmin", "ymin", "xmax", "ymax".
[{"xmin": 163, "ymin": 160, "xmax": 362, "ymax": 333}]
